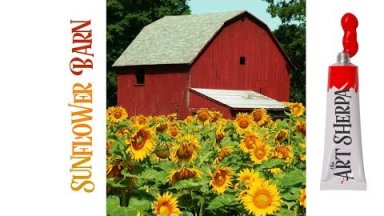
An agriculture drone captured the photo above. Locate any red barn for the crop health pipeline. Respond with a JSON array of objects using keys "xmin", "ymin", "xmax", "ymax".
[{"xmin": 113, "ymin": 11, "xmax": 291, "ymax": 118}]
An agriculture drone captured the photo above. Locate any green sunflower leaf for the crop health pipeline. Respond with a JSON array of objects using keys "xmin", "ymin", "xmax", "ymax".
[{"xmin": 206, "ymin": 193, "xmax": 237, "ymax": 210}]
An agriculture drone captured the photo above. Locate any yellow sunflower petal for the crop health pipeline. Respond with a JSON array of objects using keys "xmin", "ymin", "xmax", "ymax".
[
  {"xmin": 299, "ymin": 189, "xmax": 306, "ymax": 208},
  {"xmin": 127, "ymin": 125, "xmax": 155, "ymax": 161},
  {"xmin": 239, "ymin": 132, "xmax": 259, "ymax": 153},
  {"xmin": 234, "ymin": 113, "xmax": 255, "ymax": 134},
  {"xmin": 289, "ymin": 103, "xmax": 305, "ymax": 117},
  {"xmin": 210, "ymin": 167, "xmax": 232, "ymax": 194},
  {"xmin": 250, "ymin": 140, "xmax": 271, "ymax": 164},
  {"xmin": 241, "ymin": 180, "xmax": 281, "ymax": 216},
  {"xmin": 251, "ymin": 109, "xmax": 269, "ymax": 126},
  {"xmin": 107, "ymin": 106, "xmax": 128, "ymax": 123},
  {"xmin": 171, "ymin": 135, "xmax": 201, "ymax": 164},
  {"xmin": 152, "ymin": 192, "xmax": 181, "ymax": 216},
  {"xmin": 274, "ymin": 145, "xmax": 293, "ymax": 164}
]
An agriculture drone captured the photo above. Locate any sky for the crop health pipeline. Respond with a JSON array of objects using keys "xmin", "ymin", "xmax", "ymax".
[{"xmin": 188, "ymin": 0, "xmax": 281, "ymax": 30}]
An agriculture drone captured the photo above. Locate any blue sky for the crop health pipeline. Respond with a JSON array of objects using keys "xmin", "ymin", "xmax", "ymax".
[{"xmin": 188, "ymin": 0, "xmax": 281, "ymax": 30}]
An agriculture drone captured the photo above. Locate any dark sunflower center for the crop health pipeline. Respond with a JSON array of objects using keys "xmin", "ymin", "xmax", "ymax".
[
  {"xmin": 170, "ymin": 128, "xmax": 178, "ymax": 137},
  {"xmin": 278, "ymin": 147, "xmax": 290, "ymax": 159},
  {"xmin": 246, "ymin": 138, "xmax": 256, "ymax": 149},
  {"xmin": 255, "ymin": 148, "xmax": 266, "ymax": 159},
  {"xmin": 216, "ymin": 132, "xmax": 224, "ymax": 141},
  {"xmin": 176, "ymin": 144, "xmax": 194, "ymax": 159},
  {"xmin": 176, "ymin": 169, "xmax": 195, "ymax": 181},
  {"xmin": 214, "ymin": 173, "xmax": 226, "ymax": 186},
  {"xmin": 198, "ymin": 112, "xmax": 209, "ymax": 121},
  {"xmin": 239, "ymin": 119, "xmax": 249, "ymax": 129},
  {"xmin": 253, "ymin": 190, "xmax": 272, "ymax": 209},
  {"xmin": 114, "ymin": 111, "xmax": 122, "ymax": 119},
  {"xmin": 155, "ymin": 149, "xmax": 170, "ymax": 159},
  {"xmin": 132, "ymin": 130, "xmax": 147, "ymax": 150},
  {"xmin": 276, "ymin": 131, "xmax": 286, "ymax": 140},
  {"xmin": 253, "ymin": 111, "xmax": 262, "ymax": 122}
]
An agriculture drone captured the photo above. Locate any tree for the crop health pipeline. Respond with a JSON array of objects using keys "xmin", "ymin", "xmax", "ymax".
[
  {"xmin": 107, "ymin": 0, "xmax": 191, "ymax": 106},
  {"xmin": 265, "ymin": 0, "xmax": 306, "ymax": 103}
]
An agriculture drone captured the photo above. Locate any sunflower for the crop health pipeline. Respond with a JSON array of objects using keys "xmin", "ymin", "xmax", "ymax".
[
  {"xmin": 196, "ymin": 108, "xmax": 211, "ymax": 124},
  {"xmin": 274, "ymin": 145, "xmax": 293, "ymax": 164},
  {"xmin": 299, "ymin": 189, "xmax": 306, "ymax": 208},
  {"xmin": 106, "ymin": 139, "xmax": 115, "ymax": 153},
  {"xmin": 126, "ymin": 126, "xmax": 155, "ymax": 161},
  {"xmin": 213, "ymin": 146, "xmax": 233, "ymax": 164},
  {"xmin": 184, "ymin": 116, "xmax": 194, "ymax": 124},
  {"xmin": 238, "ymin": 168, "xmax": 260, "ymax": 185},
  {"xmin": 289, "ymin": 103, "xmax": 305, "ymax": 117},
  {"xmin": 300, "ymin": 143, "xmax": 306, "ymax": 149},
  {"xmin": 156, "ymin": 123, "xmax": 168, "ymax": 133},
  {"xmin": 239, "ymin": 132, "xmax": 259, "ymax": 153},
  {"xmin": 242, "ymin": 180, "xmax": 281, "ymax": 216},
  {"xmin": 275, "ymin": 129, "xmax": 288, "ymax": 142},
  {"xmin": 210, "ymin": 110, "xmax": 223, "ymax": 123},
  {"xmin": 171, "ymin": 135, "xmax": 201, "ymax": 164},
  {"xmin": 155, "ymin": 143, "xmax": 170, "ymax": 160},
  {"xmin": 152, "ymin": 192, "xmax": 181, "ymax": 216},
  {"xmin": 269, "ymin": 168, "xmax": 282, "ymax": 175},
  {"xmin": 300, "ymin": 154, "xmax": 306, "ymax": 161},
  {"xmin": 167, "ymin": 113, "xmax": 178, "ymax": 122},
  {"xmin": 234, "ymin": 113, "xmax": 255, "ymax": 134},
  {"xmin": 250, "ymin": 140, "xmax": 271, "ymax": 164},
  {"xmin": 215, "ymin": 123, "xmax": 226, "ymax": 143},
  {"xmin": 115, "ymin": 126, "xmax": 130, "ymax": 139},
  {"xmin": 107, "ymin": 106, "xmax": 128, "ymax": 123},
  {"xmin": 167, "ymin": 123, "xmax": 180, "ymax": 138},
  {"xmin": 167, "ymin": 168, "xmax": 202, "ymax": 184},
  {"xmin": 106, "ymin": 158, "xmax": 126, "ymax": 179},
  {"xmin": 251, "ymin": 109, "xmax": 269, "ymax": 126},
  {"xmin": 210, "ymin": 167, "xmax": 232, "ymax": 194},
  {"xmin": 131, "ymin": 114, "xmax": 147, "ymax": 125},
  {"xmin": 295, "ymin": 120, "xmax": 306, "ymax": 135}
]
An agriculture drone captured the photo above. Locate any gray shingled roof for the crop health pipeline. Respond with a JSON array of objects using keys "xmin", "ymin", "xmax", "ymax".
[{"xmin": 113, "ymin": 11, "xmax": 287, "ymax": 67}]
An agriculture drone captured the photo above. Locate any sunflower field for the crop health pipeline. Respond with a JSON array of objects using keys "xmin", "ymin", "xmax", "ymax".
[{"xmin": 106, "ymin": 103, "xmax": 306, "ymax": 216}]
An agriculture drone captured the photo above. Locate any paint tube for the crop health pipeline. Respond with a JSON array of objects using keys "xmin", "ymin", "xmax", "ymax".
[{"xmin": 320, "ymin": 13, "xmax": 366, "ymax": 190}]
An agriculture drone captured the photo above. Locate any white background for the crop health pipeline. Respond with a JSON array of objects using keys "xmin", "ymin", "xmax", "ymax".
[
  {"xmin": 307, "ymin": 0, "xmax": 384, "ymax": 215},
  {"xmin": 0, "ymin": 1, "xmax": 106, "ymax": 215},
  {"xmin": 0, "ymin": 0, "xmax": 383, "ymax": 215}
]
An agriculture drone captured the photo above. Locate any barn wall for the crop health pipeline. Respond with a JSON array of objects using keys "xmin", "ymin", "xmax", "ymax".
[
  {"xmin": 117, "ymin": 65, "xmax": 190, "ymax": 118},
  {"xmin": 190, "ymin": 15, "xmax": 290, "ymax": 102}
]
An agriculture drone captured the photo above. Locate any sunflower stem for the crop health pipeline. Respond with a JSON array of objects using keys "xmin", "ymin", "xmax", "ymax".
[
  {"xmin": 198, "ymin": 197, "xmax": 205, "ymax": 216},
  {"xmin": 120, "ymin": 188, "xmax": 129, "ymax": 207}
]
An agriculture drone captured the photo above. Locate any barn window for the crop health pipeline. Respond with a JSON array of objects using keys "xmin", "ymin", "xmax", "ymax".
[
  {"xmin": 240, "ymin": 56, "xmax": 246, "ymax": 65},
  {"xmin": 135, "ymin": 70, "xmax": 145, "ymax": 85}
]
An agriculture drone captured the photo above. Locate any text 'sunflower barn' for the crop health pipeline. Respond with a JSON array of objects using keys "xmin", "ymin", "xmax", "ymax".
[{"xmin": 113, "ymin": 11, "xmax": 291, "ymax": 118}]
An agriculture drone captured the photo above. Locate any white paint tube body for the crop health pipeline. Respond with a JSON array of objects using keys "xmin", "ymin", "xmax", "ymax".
[{"xmin": 320, "ymin": 53, "xmax": 366, "ymax": 190}]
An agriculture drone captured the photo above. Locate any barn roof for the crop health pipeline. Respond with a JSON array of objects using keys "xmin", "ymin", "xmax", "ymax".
[
  {"xmin": 190, "ymin": 88, "xmax": 286, "ymax": 110},
  {"xmin": 113, "ymin": 11, "xmax": 291, "ymax": 67}
]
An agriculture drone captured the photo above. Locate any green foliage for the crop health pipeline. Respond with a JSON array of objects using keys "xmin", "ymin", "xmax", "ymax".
[
  {"xmin": 107, "ymin": 106, "xmax": 306, "ymax": 215},
  {"xmin": 107, "ymin": 195, "xmax": 152, "ymax": 216},
  {"xmin": 107, "ymin": 0, "xmax": 190, "ymax": 106},
  {"xmin": 266, "ymin": 0, "xmax": 306, "ymax": 103},
  {"xmin": 206, "ymin": 193, "xmax": 237, "ymax": 210}
]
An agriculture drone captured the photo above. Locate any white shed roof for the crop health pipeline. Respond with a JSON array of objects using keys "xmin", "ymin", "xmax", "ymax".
[{"xmin": 190, "ymin": 88, "xmax": 285, "ymax": 110}]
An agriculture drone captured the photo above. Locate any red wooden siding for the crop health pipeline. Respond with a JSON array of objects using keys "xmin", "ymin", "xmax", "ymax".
[
  {"xmin": 117, "ymin": 66, "xmax": 190, "ymax": 118},
  {"xmin": 190, "ymin": 15, "xmax": 290, "ymax": 101}
]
